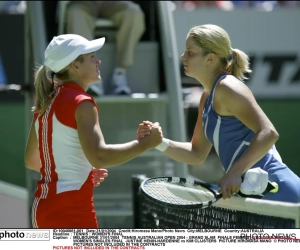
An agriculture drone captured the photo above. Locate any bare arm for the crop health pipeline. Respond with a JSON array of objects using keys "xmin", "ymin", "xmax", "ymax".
[
  {"xmin": 216, "ymin": 76, "xmax": 279, "ymax": 177},
  {"xmin": 75, "ymin": 101, "xmax": 162, "ymax": 169},
  {"xmin": 24, "ymin": 116, "xmax": 41, "ymax": 172},
  {"xmin": 141, "ymin": 90, "xmax": 212, "ymax": 166}
]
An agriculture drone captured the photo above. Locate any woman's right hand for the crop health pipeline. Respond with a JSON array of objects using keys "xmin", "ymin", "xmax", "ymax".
[
  {"xmin": 137, "ymin": 121, "xmax": 163, "ymax": 149},
  {"xmin": 136, "ymin": 120, "xmax": 154, "ymax": 139}
]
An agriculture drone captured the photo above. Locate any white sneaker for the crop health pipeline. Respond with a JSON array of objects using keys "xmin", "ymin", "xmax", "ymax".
[
  {"xmin": 88, "ymin": 80, "xmax": 104, "ymax": 97},
  {"xmin": 111, "ymin": 68, "xmax": 131, "ymax": 95}
]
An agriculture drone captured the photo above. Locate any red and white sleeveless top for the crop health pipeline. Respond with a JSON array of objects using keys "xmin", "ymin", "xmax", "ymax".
[{"xmin": 33, "ymin": 83, "xmax": 97, "ymax": 200}]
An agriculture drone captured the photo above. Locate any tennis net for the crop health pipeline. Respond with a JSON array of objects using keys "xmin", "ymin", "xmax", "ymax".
[{"xmin": 132, "ymin": 175, "xmax": 300, "ymax": 229}]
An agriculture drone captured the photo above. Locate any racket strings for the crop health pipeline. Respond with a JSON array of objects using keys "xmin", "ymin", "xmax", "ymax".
[
  {"xmin": 145, "ymin": 181, "xmax": 186, "ymax": 204},
  {"xmin": 179, "ymin": 182, "xmax": 215, "ymax": 203},
  {"xmin": 143, "ymin": 180, "xmax": 215, "ymax": 205}
]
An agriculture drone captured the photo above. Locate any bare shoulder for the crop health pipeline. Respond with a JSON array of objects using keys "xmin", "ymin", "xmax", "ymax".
[
  {"xmin": 216, "ymin": 75, "xmax": 254, "ymax": 101},
  {"xmin": 75, "ymin": 100, "xmax": 98, "ymax": 121},
  {"xmin": 76, "ymin": 99, "xmax": 96, "ymax": 111},
  {"xmin": 213, "ymin": 75, "xmax": 257, "ymax": 116}
]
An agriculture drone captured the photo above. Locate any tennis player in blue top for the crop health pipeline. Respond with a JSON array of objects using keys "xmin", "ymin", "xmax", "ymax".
[{"xmin": 137, "ymin": 24, "xmax": 300, "ymax": 203}]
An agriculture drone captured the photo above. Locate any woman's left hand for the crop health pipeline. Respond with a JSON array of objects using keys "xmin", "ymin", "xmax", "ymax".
[
  {"xmin": 217, "ymin": 173, "xmax": 242, "ymax": 199},
  {"xmin": 93, "ymin": 168, "xmax": 108, "ymax": 187}
]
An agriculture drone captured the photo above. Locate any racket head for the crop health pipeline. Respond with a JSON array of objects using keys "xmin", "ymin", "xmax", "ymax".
[{"xmin": 140, "ymin": 176, "xmax": 222, "ymax": 210}]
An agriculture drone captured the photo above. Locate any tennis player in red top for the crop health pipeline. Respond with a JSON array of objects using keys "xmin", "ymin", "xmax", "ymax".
[{"xmin": 24, "ymin": 34, "xmax": 163, "ymax": 228}]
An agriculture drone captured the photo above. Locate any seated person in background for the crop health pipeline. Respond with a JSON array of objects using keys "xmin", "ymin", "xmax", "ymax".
[{"xmin": 66, "ymin": 1, "xmax": 145, "ymax": 96}]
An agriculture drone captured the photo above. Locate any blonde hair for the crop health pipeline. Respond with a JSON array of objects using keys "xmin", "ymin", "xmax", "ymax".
[
  {"xmin": 32, "ymin": 55, "xmax": 84, "ymax": 114},
  {"xmin": 188, "ymin": 24, "xmax": 252, "ymax": 81}
]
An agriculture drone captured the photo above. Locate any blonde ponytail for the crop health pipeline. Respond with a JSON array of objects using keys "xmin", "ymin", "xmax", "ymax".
[
  {"xmin": 32, "ymin": 65, "xmax": 56, "ymax": 114},
  {"xmin": 227, "ymin": 48, "xmax": 252, "ymax": 81},
  {"xmin": 32, "ymin": 54, "xmax": 84, "ymax": 114}
]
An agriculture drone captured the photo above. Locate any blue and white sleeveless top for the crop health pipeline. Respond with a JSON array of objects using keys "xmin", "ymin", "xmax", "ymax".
[{"xmin": 202, "ymin": 73, "xmax": 285, "ymax": 172}]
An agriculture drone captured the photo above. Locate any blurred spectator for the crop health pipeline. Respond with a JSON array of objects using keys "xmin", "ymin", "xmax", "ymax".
[
  {"xmin": 0, "ymin": 1, "xmax": 25, "ymax": 86},
  {"xmin": 0, "ymin": 55, "xmax": 7, "ymax": 85},
  {"xmin": 177, "ymin": 1, "xmax": 300, "ymax": 11},
  {"xmin": 177, "ymin": 1, "xmax": 217, "ymax": 11},
  {"xmin": 216, "ymin": 1, "xmax": 278, "ymax": 11},
  {"xmin": 65, "ymin": 1, "xmax": 145, "ymax": 96},
  {"xmin": 277, "ymin": 1, "xmax": 300, "ymax": 7},
  {"xmin": 215, "ymin": 1, "xmax": 236, "ymax": 10},
  {"xmin": 0, "ymin": 1, "xmax": 25, "ymax": 14},
  {"xmin": 250, "ymin": 1, "xmax": 278, "ymax": 11}
]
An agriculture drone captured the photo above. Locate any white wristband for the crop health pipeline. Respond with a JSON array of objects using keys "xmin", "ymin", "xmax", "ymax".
[{"xmin": 155, "ymin": 138, "xmax": 170, "ymax": 152}]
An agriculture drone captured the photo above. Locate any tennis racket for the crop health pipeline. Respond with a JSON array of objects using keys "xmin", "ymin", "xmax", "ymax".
[
  {"xmin": 140, "ymin": 177, "xmax": 222, "ymax": 209},
  {"xmin": 140, "ymin": 176, "xmax": 279, "ymax": 210}
]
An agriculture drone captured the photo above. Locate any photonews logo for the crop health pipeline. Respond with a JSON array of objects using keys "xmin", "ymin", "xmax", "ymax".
[
  {"xmin": 0, "ymin": 230, "xmax": 50, "ymax": 241},
  {"xmin": 0, "ymin": 231, "xmax": 25, "ymax": 240}
]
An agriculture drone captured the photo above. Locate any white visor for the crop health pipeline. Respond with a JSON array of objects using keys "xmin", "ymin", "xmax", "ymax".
[{"xmin": 44, "ymin": 34, "xmax": 105, "ymax": 73}]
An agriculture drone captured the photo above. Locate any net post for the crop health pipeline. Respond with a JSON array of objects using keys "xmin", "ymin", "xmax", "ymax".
[
  {"xmin": 131, "ymin": 174, "xmax": 147, "ymax": 229},
  {"xmin": 297, "ymin": 206, "xmax": 300, "ymax": 228}
]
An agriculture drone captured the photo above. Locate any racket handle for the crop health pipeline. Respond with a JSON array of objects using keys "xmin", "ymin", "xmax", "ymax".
[
  {"xmin": 216, "ymin": 193, "xmax": 223, "ymax": 199},
  {"xmin": 262, "ymin": 181, "xmax": 279, "ymax": 195},
  {"xmin": 241, "ymin": 174, "xmax": 279, "ymax": 195},
  {"xmin": 237, "ymin": 181, "xmax": 279, "ymax": 198},
  {"xmin": 269, "ymin": 182, "xmax": 279, "ymax": 193}
]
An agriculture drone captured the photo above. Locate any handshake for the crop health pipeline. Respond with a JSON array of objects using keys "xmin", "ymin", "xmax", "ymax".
[
  {"xmin": 93, "ymin": 120, "xmax": 169, "ymax": 188},
  {"xmin": 136, "ymin": 121, "xmax": 169, "ymax": 151}
]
